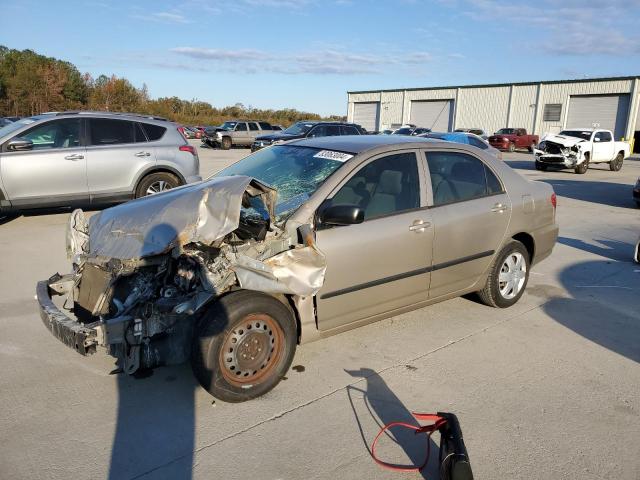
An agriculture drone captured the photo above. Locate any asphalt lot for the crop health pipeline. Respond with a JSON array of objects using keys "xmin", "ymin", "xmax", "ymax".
[{"xmin": 1, "ymin": 140, "xmax": 639, "ymax": 479}]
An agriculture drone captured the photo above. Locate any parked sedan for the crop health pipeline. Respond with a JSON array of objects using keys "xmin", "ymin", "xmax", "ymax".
[
  {"xmin": 38, "ymin": 135, "xmax": 558, "ymax": 402},
  {"xmin": 393, "ymin": 126, "xmax": 431, "ymax": 136}
]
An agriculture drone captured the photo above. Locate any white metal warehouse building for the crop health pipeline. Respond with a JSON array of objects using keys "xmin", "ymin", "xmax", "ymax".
[{"xmin": 347, "ymin": 76, "xmax": 640, "ymax": 149}]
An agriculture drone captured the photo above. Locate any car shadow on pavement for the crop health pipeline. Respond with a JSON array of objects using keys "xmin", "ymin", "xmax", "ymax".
[
  {"xmin": 108, "ymin": 364, "xmax": 197, "ymax": 480},
  {"xmin": 542, "ymin": 254, "xmax": 640, "ymax": 364},
  {"xmin": 345, "ymin": 368, "xmax": 440, "ymax": 479},
  {"xmin": 540, "ymin": 179, "xmax": 637, "ymax": 208},
  {"xmin": 557, "ymin": 236, "xmax": 633, "ymax": 262}
]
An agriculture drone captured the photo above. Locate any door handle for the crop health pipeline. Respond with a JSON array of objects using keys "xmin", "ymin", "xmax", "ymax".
[
  {"xmin": 409, "ymin": 220, "xmax": 431, "ymax": 232},
  {"xmin": 491, "ymin": 203, "xmax": 507, "ymax": 213},
  {"xmin": 64, "ymin": 154, "xmax": 84, "ymax": 161},
  {"xmin": 134, "ymin": 151, "xmax": 151, "ymax": 157}
]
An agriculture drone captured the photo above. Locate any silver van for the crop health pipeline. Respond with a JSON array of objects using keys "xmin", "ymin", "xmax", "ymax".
[{"xmin": 0, "ymin": 111, "xmax": 201, "ymax": 211}]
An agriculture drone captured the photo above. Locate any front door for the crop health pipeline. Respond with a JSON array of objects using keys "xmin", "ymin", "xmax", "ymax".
[
  {"xmin": 591, "ymin": 131, "xmax": 615, "ymax": 162},
  {"xmin": 315, "ymin": 151, "xmax": 433, "ymax": 331},
  {"xmin": 424, "ymin": 150, "xmax": 512, "ymax": 298},
  {"xmin": 0, "ymin": 118, "xmax": 87, "ymax": 207}
]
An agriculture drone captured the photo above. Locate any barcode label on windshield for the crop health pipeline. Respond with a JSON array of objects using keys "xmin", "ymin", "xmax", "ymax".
[{"xmin": 313, "ymin": 150, "xmax": 353, "ymax": 162}]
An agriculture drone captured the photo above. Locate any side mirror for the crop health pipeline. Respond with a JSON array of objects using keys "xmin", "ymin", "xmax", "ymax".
[
  {"xmin": 320, "ymin": 205, "xmax": 364, "ymax": 226},
  {"xmin": 7, "ymin": 138, "xmax": 33, "ymax": 151}
]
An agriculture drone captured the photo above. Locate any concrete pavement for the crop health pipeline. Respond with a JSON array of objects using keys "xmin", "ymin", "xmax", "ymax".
[{"xmin": 0, "ymin": 144, "xmax": 638, "ymax": 479}]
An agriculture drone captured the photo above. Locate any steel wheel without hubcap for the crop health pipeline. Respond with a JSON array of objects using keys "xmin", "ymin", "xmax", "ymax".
[
  {"xmin": 498, "ymin": 252, "xmax": 527, "ymax": 299},
  {"xmin": 146, "ymin": 180, "xmax": 172, "ymax": 195},
  {"xmin": 219, "ymin": 313, "xmax": 284, "ymax": 387}
]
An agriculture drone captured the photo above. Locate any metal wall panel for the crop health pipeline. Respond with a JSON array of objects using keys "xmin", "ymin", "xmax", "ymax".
[
  {"xmin": 456, "ymin": 86, "xmax": 510, "ymax": 135},
  {"xmin": 380, "ymin": 90, "xmax": 404, "ymax": 130},
  {"xmin": 409, "ymin": 100, "xmax": 453, "ymax": 131},
  {"xmin": 566, "ymin": 94, "xmax": 630, "ymax": 139},
  {"xmin": 352, "ymin": 102, "xmax": 380, "ymax": 132}
]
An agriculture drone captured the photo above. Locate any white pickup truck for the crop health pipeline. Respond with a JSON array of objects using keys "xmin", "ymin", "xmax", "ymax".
[{"xmin": 533, "ymin": 128, "xmax": 631, "ymax": 174}]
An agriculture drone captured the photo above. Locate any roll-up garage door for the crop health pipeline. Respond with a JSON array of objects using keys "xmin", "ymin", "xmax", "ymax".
[
  {"xmin": 566, "ymin": 94, "xmax": 630, "ymax": 139},
  {"xmin": 352, "ymin": 102, "xmax": 380, "ymax": 132},
  {"xmin": 410, "ymin": 100, "xmax": 453, "ymax": 132}
]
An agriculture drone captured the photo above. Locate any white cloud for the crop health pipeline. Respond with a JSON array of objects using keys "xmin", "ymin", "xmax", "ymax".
[{"xmin": 149, "ymin": 12, "xmax": 191, "ymax": 24}]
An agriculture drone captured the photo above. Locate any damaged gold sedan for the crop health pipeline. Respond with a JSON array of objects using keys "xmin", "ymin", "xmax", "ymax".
[{"xmin": 37, "ymin": 136, "xmax": 558, "ymax": 401}]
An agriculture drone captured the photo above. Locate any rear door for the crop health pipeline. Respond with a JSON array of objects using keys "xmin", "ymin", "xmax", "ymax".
[
  {"xmin": 425, "ymin": 150, "xmax": 511, "ymax": 298},
  {"xmin": 85, "ymin": 118, "xmax": 154, "ymax": 201},
  {"xmin": 0, "ymin": 117, "xmax": 88, "ymax": 207},
  {"xmin": 247, "ymin": 122, "xmax": 261, "ymax": 143},
  {"xmin": 315, "ymin": 150, "xmax": 433, "ymax": 331},
  {"xmin": 591, "ymin": 131, "xmax": 615, "ymax": 162}
]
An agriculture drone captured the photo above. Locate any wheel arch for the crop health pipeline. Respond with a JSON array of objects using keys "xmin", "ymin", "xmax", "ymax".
[
  {"xmin": 133, "ymin": 166, "xmax": 186, "ymax": 194},
  {"xmin": 512, "ymin": 232, "xmax": 535, "ymax": 263}
]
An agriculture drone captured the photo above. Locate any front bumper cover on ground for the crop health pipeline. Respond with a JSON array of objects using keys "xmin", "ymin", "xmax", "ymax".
[{"xmin": 36, "ymin": 274, "xmax": 98, "ymax": 355}]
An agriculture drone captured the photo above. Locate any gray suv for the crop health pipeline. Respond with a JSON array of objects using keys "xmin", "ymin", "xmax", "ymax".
[{"xmin": 0, "ymin": 112, "xmax": 201, "ymax": 211}]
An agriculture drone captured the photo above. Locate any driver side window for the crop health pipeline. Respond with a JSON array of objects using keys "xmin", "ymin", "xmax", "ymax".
[
  {"xmin": 331, "ymin": 152, "xmax": 420, "ymax": 220},
  {"xmin": 18, "ymin": 119, "xmax": 81, "ymax": 150}
]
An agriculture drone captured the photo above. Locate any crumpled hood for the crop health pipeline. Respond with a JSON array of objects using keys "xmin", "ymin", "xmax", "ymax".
[
  {"xmin": 83, "ymin": 175, "xmax": 276, "ymax": 261},
  {"xmin": 540, "ymin": 133, "xmax": 585, "ymax": 147}
]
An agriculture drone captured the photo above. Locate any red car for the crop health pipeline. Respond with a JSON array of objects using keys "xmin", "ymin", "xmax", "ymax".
[{"xmin": 489, "ymin": 128, "xmax": 539, "ymax": 152}]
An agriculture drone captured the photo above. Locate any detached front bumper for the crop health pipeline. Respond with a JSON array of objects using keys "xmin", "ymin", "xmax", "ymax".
[{"xmin": 36, "ymin": 273, "xmax": 99, "ymax": 355}]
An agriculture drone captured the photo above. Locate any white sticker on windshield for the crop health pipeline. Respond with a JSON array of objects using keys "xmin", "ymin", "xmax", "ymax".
[{"xmin": 313, "ymin": 150, "xmax": 353, "ymax": 162}]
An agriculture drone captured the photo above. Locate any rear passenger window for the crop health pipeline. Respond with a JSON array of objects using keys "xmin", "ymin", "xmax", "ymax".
[
  {"xmin": 332, "ymin": 152, "xmax": 420, "ymax": 220},
  {"xmin": 141, "ymin": 123, "xmax": 167, "ymax": 141},
  {"xmin": 325, "ymin": 125, "xmax": 341, "ymax": 136},
  {"xmin": 427, "ymin": 152, "xmax": 500, "ymax": 206},
  {"xmin": 134, "ymin": 123, "xmax": 147, "ymax": 143},
  {"xmin": 235, "ymin": 123, "xmax": 248, "ymax": 132},
  {"xmin": 258, "ymin": 122, "xmax": 272, "ymax": 130},
  {"xmin": 249, "ymin": 122, "xmax": 259, "ymax": 131},
  {"xmin": 89, "ymin": 119, "xmax": 135, "ymax": 145}
]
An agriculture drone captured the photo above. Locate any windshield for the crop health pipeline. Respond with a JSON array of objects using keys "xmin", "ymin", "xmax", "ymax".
[
  {"xmin": 0, "ymin": 117, "xmax": 39, "ymax": 139},
  {"xmin": 221, "ymin": 121, "xmax": 238, "ymax": 130},
  {"xmin": 496, "ymin": 128, "xmax": 516, "ymax": 135},
  {"xmin": 559, "ymin": 130, "xmax": 592, "ymax": 140},
  {"xmin": 214, "ymin": 145, "xmax": 347, "ymax": 222},
  {"xmin": 283, "ymin": 122, "xmax": 314, "ymax": 135}
]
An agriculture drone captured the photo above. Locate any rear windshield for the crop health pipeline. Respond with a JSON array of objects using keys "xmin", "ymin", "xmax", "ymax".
[{"xmin": 495, "ymin": 128, "xmax": 516, "ymax": 135}]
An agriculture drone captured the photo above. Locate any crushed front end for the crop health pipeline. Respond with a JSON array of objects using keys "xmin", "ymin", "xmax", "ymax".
[
  {"xmin": 36, "ymin": 175, "xmax": 325, "ymax": 375},
  {"xmin": 534, "ymin": 138, "xmax": 585, "ymax": 168}
]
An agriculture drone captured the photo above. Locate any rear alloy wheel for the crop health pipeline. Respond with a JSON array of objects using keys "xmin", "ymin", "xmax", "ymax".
[
  {"xmin": 135, "ymin": 172, "xmax": 180, "ymax": 198},
  {"xmin": 609, "ymin": 153, "xmax": 624, "ymax": 172},
  {"xmin": 192, "ymin": 290, "xmax": 297, "ymax": 402},
  {"xmin": 508, "ymin": 142, "xmax": 516, "ymax": 153},
  {"xmin": 574, "ymin": 156, "xmax": 589, "ymax": 174},
  {"xmin": 221, "ymin": 136, "xmax": 232, "ymax": 150},
  {"xmin": 477, "ymin": 240, "xmax": 530, "ymax": 308}
]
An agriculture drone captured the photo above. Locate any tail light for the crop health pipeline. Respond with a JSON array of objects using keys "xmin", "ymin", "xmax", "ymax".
[
  {"xmin": 177, "ymin": 126, "xmax": 187, "ymax": 139},
  {"xmin": 179, "ymin": 145, "xmax": 196, "ymax": 156},
  {"xmin": 550, "ymin": 192, "xmax": 557, "ymax": 209}
]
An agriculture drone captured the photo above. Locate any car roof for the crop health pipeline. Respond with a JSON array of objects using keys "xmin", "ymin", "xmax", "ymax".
[
  {"xmin": 289, "ymin": 134, "xmax": 437, "ymax": 154},
  {"xmin": 31, "ymin": 111, "xmax": 175, "ymax": 126},
  {"xmin": 561, "ymin": 127, "xmax": 596, "ymax": 132}
]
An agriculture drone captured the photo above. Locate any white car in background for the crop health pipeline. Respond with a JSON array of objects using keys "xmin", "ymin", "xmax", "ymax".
[{"xmin": 534, "ymin": 128, "xmax": 630, "ymax": 174}]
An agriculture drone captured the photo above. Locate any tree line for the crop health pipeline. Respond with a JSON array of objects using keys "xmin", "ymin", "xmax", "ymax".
[{"xmin": 0, "ymin": 46, "xmax": 344, "ymax": 126}]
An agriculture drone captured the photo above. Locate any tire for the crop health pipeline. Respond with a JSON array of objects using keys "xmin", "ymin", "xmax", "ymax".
[
  {"xmin": 191, "ymin": 290, "xmax": 297, "ymax": 402},
  {"xmin": 507, "ymin": 142, "xmax": 515, "ymax": 153},
  {"xmin": 477, "ymin": 240, "xmax": 530, "ymax": 308},
  {"xmin": 221, "ymin": 136, "xmax": 232, "ymax": 150},
  {"xmin": 534, "ymin": 161, "xmax": 547, "ymax": 171},
  {"xmin": 574, "ymin": 155, "xmax": 589, "ymax": 174},
  {"xmin": 135, "ymin": 172, "xmax": 181, "ymax": 198},
  {"xmin": 609, "ymin": 152, "xmax": 624, "ymax": 172}
]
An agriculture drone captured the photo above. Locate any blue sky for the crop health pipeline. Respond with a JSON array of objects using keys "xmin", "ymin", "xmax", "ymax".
[{"xmin": 2, "ymin": 0, "xmax": 640, "ymax": 116}]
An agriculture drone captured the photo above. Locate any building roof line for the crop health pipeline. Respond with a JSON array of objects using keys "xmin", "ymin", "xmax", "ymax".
[{"xmin": 347, "ymin": 75, "xmax": 640, "ymax": 95}]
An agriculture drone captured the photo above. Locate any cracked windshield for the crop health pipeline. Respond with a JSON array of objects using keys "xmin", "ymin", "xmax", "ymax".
[{"xmin": 215, "ymin": 145, "xmax": 346, "ymax": 222}]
